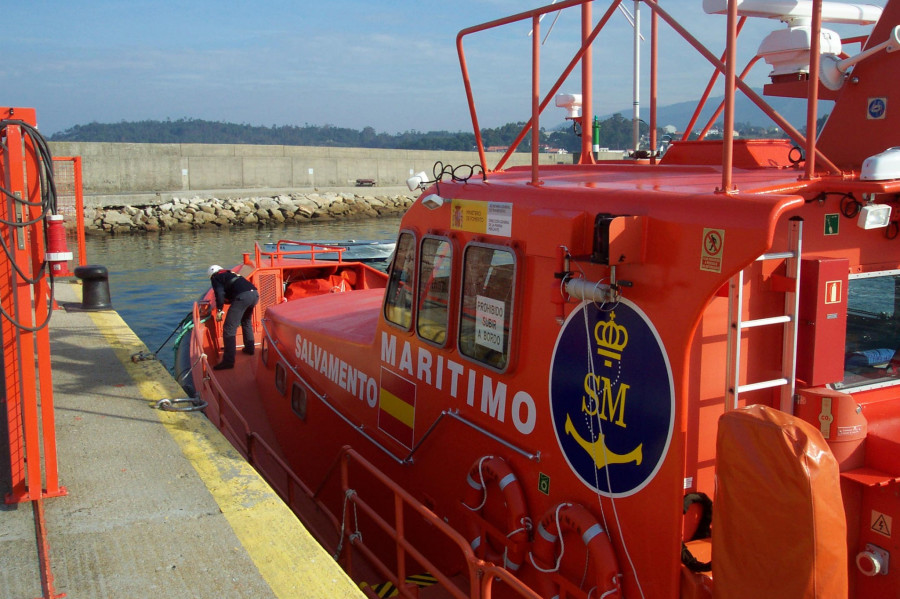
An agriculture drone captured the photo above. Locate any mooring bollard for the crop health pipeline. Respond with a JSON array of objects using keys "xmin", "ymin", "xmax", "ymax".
[{"xmin": 74, "ymin": 264, "xmax": 112, "ymax": 310}]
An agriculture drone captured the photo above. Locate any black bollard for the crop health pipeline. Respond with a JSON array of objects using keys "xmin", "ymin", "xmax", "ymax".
[{"xmin": 74, "ymin": 265, "xmax": 113, "ymax": 311}]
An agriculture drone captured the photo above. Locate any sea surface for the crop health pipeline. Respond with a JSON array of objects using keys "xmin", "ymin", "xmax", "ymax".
[{"xmin": 82, "ymin": 216, "xmax": 403, "ymax": 373}]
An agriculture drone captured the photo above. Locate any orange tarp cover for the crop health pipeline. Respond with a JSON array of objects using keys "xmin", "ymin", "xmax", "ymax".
[{"xmin": 712, "ymin": 405, "xmax": 847, "ymax": 599}]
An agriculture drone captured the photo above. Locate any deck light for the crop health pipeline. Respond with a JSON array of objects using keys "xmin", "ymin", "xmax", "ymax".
[
  {"xmin": 857, "ymin": 202, "xmax": 892, "ymax": 230},
  {"xmin": 421, "ymin": 194, "xmax": 444, "ymax": 210}
]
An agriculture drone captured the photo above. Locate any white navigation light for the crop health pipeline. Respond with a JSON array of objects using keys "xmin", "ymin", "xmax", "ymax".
[
  {"xmin": 858, "ymin": 203, "xmax": 892, "ymax": 229},
  {"xmin": 406, "ymin": 171, "xmax": 429, "ymax": 191},
  {"xmin": 555, "ymin": 93, "xmax": 583, "ymax": 119}
]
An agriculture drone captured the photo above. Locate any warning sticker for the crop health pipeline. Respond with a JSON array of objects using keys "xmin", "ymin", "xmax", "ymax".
[
  {"xmin": 871, "ymin": 511, "xmax": 892, "ymax": 538},
  {"xmin": 825, "ymin": 280, "xmax": 842, "ymax": 304},
  {"xmin": 475, "ymin": 295, "xmax": 505, "ymax": 351},
  {"xmin": 451, "ymin": 199, "xmax": 512, "ymax": 237},
  {"xmin": 700, "ymin": 228, "xmax": 725, "ymax": 273}
]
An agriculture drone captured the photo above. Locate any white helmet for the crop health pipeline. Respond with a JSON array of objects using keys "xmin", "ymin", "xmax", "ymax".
[{"xmin": 207, "ymin": 265, "xmax": 223, "ymax": 277}]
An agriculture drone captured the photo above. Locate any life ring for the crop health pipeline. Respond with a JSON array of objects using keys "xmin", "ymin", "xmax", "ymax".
[
  {"xmin": 530, "ymin": 503, "xmax": 621, "ymax": 598},
  {"xmin": 462, "ymin": 455, "xmax": 531, "ymax": 571}
]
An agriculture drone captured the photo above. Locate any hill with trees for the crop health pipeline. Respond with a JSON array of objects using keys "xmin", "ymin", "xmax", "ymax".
[{"xmin": 49, "ymin": 116, "xmax": 648, "ymax": 154}]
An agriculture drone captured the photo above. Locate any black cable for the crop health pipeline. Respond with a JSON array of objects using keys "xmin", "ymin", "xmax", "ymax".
[
  {"xmin": 839, "ymin": 193, "xmax": 862, "ymax": 218},
  {"xmin": 431, "ymin": 161, "xmax": 485, "ymax": 184},
  {"xmin": 0, "ymin": 119, "xmax": 58, "ymax": 331}
]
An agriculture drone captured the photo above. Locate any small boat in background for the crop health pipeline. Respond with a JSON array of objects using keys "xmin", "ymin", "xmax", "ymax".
[{"xmin": 262, "ymin": 239, "xmax": 395, "ymax": 267}]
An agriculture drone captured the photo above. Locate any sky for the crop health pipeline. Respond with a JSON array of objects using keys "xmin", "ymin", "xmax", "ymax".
[{"xmin": 1, "ymin": 0, "xmax": 885, "ymax": 136}]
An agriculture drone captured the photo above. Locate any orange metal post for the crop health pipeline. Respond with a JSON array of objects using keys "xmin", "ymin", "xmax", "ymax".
[
  {"xmin": 580, "ymin": 1, "xmax": 595, "ymax": 165},
  {"xmin": 531, "ymin": 14, "xmax": 541, "ymax": 186},
  {"xmin": 805, "ymin": 0, "xmax": 823, "ymax": 179},
  {"xmin": 73, "ymin": 157, "xmax": 86, "ymax": 266},
  {"xmin": 721, "ymin": 0, "xmax": 739, "ymax": 193},
  {"xmin": 650, "ymin": 9, "xmax": 658, "ymax": 162},
  {"xmin": 1, "ymin": 108, "xmax": 66, "ymax": 503},
  {"xmin": 1, "ymin": 120, "xmax": 25, "ymax": 501},
  {"xmin": 3, "ymin": 119, "xmax": 44, "ymax": 502}
]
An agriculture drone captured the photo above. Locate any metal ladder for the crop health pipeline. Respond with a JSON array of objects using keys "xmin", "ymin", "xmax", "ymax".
[{"xmin": 725, "ymin": 219, "xmax": 803, "ymax": 413}]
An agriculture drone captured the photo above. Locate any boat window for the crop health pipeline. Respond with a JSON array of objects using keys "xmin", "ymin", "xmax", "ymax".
[
  {"xmin": 459, "ymin": 245, "xmax": 515, "ymax": 370},
  {"xmin": 417, "ymin": 238, "xmax": 453, "ymax": 345},
  {"xmin": 291, "ymin": 383, "xmax": 307, "ymax": 421},
  {"xmin": 275, "ymin": 362, "xmax": 287, "ymax": 395},
  {"xmin": 384, "ymin": 232, "xmax": 416, "ymax": 329},
  {"xmin": 836, "ymin": 271, "xmax": 900, "ymax": 390}
]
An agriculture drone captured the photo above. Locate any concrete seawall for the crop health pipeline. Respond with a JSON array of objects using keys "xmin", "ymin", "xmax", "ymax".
[{"xmin": 49, "ymin": 141, "xmax": 579, "ymax": 208}]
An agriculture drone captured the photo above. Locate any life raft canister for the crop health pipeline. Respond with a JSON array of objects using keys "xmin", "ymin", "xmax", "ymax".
[
  {"xmin": 462, "ymin": 455, "xmax": 532, "ymax": 571},
  {"xmin": 530, "ymin": 503, "xmax": 622, "ymax": 599}
]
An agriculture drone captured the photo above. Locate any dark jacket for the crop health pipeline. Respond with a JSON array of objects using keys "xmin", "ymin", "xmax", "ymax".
[{"xmin": 211, "ymin": 270, "xmax": 257, "ymax": 310}]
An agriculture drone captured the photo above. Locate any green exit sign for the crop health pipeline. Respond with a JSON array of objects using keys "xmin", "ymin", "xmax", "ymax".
[{"xmin": 825, "ymin": 213, "xmax": 839, "ymax": 236}]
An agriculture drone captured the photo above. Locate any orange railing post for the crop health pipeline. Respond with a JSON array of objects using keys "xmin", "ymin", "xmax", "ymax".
[
  {"xmin": 52, "ymin": 156, "xmax": 87, "ymax": 269},
  {"xmin": 1, "ymin": 109, "xmax": 67, "ymax": 506}
]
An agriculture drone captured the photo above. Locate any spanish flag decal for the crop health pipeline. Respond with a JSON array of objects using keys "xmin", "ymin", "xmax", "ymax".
[{"xmin": 379, "ymin": 368, "xmax": 416, "ymax": 447}]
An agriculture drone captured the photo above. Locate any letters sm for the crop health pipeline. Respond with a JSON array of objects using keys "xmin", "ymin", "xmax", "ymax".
[{"xmin": 549, "ymin": 299, "xmax": 675, "ymax": 497}]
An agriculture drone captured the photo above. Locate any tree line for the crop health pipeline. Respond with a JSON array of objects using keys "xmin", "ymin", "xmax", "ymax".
[{"xmin": 49, "ymin": 115, "xmax": 649, "ymax": 153}]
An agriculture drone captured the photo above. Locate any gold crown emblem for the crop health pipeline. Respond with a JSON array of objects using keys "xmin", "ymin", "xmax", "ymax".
[{"xmin": 593, "ymin": 312, "xmax": 628, "ymax": 364}]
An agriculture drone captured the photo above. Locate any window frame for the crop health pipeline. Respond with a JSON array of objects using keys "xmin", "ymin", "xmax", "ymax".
[
  {"xmin": 275, "ymin": 362, "xmax": 287, "ymax": 395},
  {"xmin": 834, "ymin": 268, "xmax": 900, "ymax": 393},
  {"xmin": 456, "ymin": 241, "xmax": 518, "ymax": 373},
  {"xmin": 291, "ymin": 382, "xmax": 308, "ymax": 420},
  {"xmin": 383, "ymin": 230, "xmax": 417, "ymax": 331},
  {"xmin": 416, "ymin": 235, "xmax": 455, "ymax": 348}
]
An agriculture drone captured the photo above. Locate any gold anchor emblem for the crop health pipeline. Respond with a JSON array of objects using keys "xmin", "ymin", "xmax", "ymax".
[{"xmin": 565, "ymin": 414, "xmax": 643, "ymax": 469}]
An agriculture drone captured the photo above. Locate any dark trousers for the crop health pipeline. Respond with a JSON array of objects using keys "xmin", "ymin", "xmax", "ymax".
[{"xmin": 223, "ymin": 289, "xmax": 259, "ymax": 349}]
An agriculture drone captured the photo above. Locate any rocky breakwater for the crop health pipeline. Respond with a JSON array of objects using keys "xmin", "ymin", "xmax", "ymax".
[{"xmin": 87, "ymin": 191, "xmax": 416, "ymax": 235}]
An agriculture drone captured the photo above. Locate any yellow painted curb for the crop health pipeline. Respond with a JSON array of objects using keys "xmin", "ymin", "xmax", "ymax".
[{"xmin": 86, "ymin": 308, "xmax": 363, "ymax": 598}]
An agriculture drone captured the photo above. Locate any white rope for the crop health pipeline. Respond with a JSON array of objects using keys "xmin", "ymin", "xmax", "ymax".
[
  {"xmin": 333, "ymin": 489, "xmax": 361, "ymax": 559},
  {"xmin": 568, "ymin": 259, "xmax": 643, "ymax": 599},
  {"xmin": 461, "ymin": 455, "xmax": 492, "ymax": 511},
  {"xmin": 528, "ymin": 502, "xmax": 570, "ymax": 573}
]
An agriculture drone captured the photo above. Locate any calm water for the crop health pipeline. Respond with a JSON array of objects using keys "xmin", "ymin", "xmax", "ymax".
[{"xmin": 84, "ymin": 216, "xmax": 403, "ymax": 373}]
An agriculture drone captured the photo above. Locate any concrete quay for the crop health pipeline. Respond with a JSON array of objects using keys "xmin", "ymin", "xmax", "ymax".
[
  {"xmin": 0, "ymin": 280, "xmax": 363, "ymax": 599},
  {"xmin": 48, "ymin": 141, "xmax": 574, "ymax": 206}
]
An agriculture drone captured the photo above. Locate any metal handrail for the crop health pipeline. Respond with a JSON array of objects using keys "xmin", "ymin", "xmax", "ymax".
[
  {"xmin": 252, "ymin": 239, "xmax": 348, "ymax": 267},
  {"xmin": 337, "ymin": 446, "xmax": 541, "ymax": 599},
  {"xmin": 455, "ymin": 0, "xmax": 841, "ymax": 191}
]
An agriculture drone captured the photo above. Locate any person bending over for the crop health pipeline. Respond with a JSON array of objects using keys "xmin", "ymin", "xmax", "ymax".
[{"xmin": 208, "ymin": 264, "xmax": 259, "ymax": 370}]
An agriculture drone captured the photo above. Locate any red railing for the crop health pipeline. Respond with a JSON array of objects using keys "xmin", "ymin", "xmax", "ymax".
[
  {"xmin": 252, "ymin": 239, "xmax": 348, "ymax": 268},
  {"xmin": 51, "ymin": 156, "xmax": 87, "ymax": 269},
  {"xmin": 455, "ymin": 0, "xmax": 842, "ymax": 192}
]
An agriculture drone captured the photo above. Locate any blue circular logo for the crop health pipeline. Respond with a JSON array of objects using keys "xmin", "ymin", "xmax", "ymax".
[
  {"xmin": 868, "ymin": 98, "xmax": 886, "ymax": 119},
  {"xmin": 549, "ymin": 299, "xmax": 674, "ymax": 497}
]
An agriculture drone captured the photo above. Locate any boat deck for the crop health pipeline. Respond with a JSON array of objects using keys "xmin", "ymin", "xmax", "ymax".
[{"xmin": 0, "ymin": 280, "xmax": 364, "ymax": 599}]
